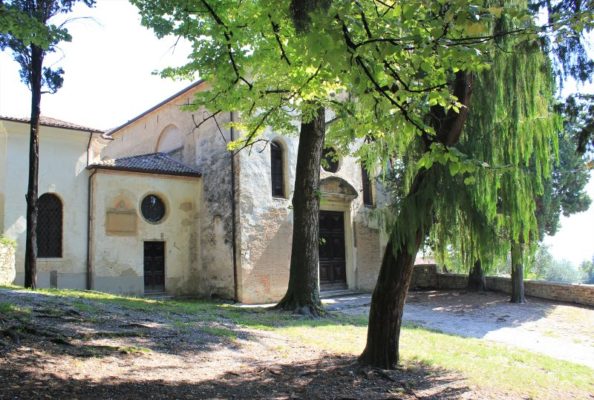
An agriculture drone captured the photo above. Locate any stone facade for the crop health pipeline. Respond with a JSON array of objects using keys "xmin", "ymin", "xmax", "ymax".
[
  {"xmin": 1, "ymin": 82, "xmax": 387, "ymax": 303},
  {"xmin": 104, "ymin": 83, "xmax": 235, "ymax": 299},
  {"xmin": 411, "ymin": 264, "xmax": 594, "ymax": 307},
  {"xmin": 105, "ymin": 82, "xmax": 387, "ymax": 303},
  {"xmin": 0, "ymin": 242, "xmax": 15, "ymax": 285}
]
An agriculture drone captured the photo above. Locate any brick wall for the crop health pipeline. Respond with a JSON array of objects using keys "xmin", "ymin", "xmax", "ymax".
[
  {"xmin": 411, "ymin": 264, "xmax": 594, "ymax": 307},
  {"xmin": 0, "ymin": 242, "xmax": 15, "ymax": 285}
]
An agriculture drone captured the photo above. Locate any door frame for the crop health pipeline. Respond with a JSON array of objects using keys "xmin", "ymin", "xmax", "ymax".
[
  {"xmin": 319, "ymin": 202, "xmax": 355, "ymax": 290},
  {"xmin": 143, "ymin": 240, "xmax": 166, "ymax": 293}
]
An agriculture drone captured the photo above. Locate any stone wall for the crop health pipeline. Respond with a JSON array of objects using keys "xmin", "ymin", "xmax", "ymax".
[
  {"xmin": 411, "ymin": 264, "xmax": 594, "ymax": 307},
  {"xmin": 0, "ymin": 242, "xmax": 15, "ymax": 285}
]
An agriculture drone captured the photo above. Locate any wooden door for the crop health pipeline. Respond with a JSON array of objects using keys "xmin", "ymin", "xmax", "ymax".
[
  {"xmin": 319, "ymin": 211, "xmax": 347, "ymax": 289},
  {"xmin": 144, "ymin": 241, "xmax": 165, "ymax": 292}
]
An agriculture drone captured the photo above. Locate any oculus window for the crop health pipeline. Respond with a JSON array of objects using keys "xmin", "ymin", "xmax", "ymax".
[
  {"xmin": 322, "ymin": 147, "xmax": 339, "ymax": 173},
  {"xmin": 141, "ymin": 194, "xmax": 166, "ymax": 223}
]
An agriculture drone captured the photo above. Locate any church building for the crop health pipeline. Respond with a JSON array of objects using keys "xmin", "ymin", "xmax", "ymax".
[{"xmin": 0, "ymin": 81, "xmax": 385, "ymax": 303}]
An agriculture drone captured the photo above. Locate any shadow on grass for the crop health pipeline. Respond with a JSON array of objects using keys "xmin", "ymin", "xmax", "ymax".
[
  {"xmin": 0, "ymin": 287, "xmax": 369, "ymax": 362},
  {"xmin": 0, "ymin": 352, "xmax": 472, "ymax": 400}
]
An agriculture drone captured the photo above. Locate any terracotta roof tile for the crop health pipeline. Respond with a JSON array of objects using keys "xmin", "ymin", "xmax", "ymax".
[
  {"xmin": 89, "ymin": 152, "xmax": 201, "ymax": 178},
  {"xmin": 0, "ymin": 115, "xmax": 103, "ymax": 133}
]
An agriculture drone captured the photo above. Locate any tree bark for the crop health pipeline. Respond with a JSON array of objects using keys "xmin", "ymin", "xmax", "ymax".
[
  {"xmin": 467, "ymin": 259, "xmax": 487, "ymax": 292},
  {"xmin": 359, "ymin": 170, "xmax": 433, "ymax": 368},
  {"xmin": 510, "ymin": 241, "xmax": 526, "ymax": 303},
  {"xmin": 275, "ymin": 107, "xmax": 325, "ymax": 316},
  {"xmin": 359, "ymin": 71, "xmax": 474, "ymax": 368},
  {"xmin": 24, "ymin": 44, "xmax": 43, "ymax": 289}
]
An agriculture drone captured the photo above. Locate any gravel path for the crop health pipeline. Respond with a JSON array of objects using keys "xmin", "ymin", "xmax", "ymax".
[{"xmin": 323, "ymin": 290, "xmax": 594, "ymax": 369}]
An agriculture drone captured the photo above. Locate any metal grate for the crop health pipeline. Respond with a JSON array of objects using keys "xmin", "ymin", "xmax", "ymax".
[
  {"xmin": 271, "ymin": 142, "xmax": 285, "ymax": 198},
  {"xmin": 361, "ymin": 165, "xmax": 374, "ymax": 206},
  {"xmin": 37, "ymin": 193, "xmax": 63, "ymax": 258}
]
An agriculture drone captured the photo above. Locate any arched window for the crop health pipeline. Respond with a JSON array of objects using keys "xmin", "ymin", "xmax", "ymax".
[
  {"xmin": 37, "ymin": 193, "xmax": 63, "ymax": 258},
  {"xmin": 361, "ymin": 165, "xmax": 374, "ymax": 207},
  {"xmin": 271, "ymin": 141, "xmax": 285, "ymax": 198}
]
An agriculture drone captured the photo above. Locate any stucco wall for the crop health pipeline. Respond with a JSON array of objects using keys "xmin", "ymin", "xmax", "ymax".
[
  {"xmin": 90, "ymin": 170, "xmax": 201, "ymax": 296},
  {"xmin": 103, "ymin": 84, "xmax": 235, "ymax": 299},
  {"xmin": 236, "ymin": 130, "xmax": 386, "ymax": 303},
  {"xmin": 0, "ymin": 119, "xmax": 102, "ymax": 289},
  {"xmin": 0, "ymin": 242, "xmax": 15, "ymax": 285},
  {"xmin": 411, "ymin": 264, "xmax": 594, "ymax": 307}
]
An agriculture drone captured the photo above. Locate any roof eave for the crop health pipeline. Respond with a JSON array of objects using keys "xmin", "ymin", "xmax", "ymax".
[
  {"xmin": 87, "ymin": 164, "xmax": 202, "ymax": 178},
  {"xmin": 106, "ymin": 79, "xmax": 206, "ymax": 137}
]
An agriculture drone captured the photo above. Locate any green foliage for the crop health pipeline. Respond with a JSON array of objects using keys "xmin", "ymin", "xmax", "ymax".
[
  {"xmin": 529, "ymin": 0, "xmax": 594, "ymax": 83},
  {"xmin": 579, "ymin": 257, "xmax": 594, "ymax": 284},
  {"xmin": 536, "ymin": 127, "xmax": 591, "ymax": 238},
  {"xmin": 531, "ymin": 245, "xmax": 583, "ymax": 283},
  {"xmin": 131, "ymin": 0, "xmax": 589, "ymax": 274},
  {"xmin": 561, "ymin": 93, "xmax": 594, "ymax": 157},
  {"xmin": 0, "ymin": 235, "xmax": 16, "ymax": 248},
  {"xmin": 0, "ymin": 0, "xmax": 95, "ymax": 92},
  {"xmin": 430, "ymin": 3, "xmax": 560, "ymax": 272}
]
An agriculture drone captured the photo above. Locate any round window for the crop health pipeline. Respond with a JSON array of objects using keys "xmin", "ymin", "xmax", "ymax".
[
  {"xmin": 141, "ymin": 194, "xmax": 166, "ymax": 223},
  {"xmin": 322, "ymin": 147, "xmax": 339, "ymax": 173}
]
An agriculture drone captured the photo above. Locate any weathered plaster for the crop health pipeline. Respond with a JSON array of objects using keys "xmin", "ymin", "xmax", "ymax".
[
  {"xmin": 90, "ymin": 169, "xmax": 201, "ymax": 296},
  {"xmin": 0, "ymin": 243, "xmax": 15, "ymax": 285},
  {"xmin": 0, "ymin": 119, "xmax": 104, "ymax": 288},
  {"xmin": 104, "ymin": 86, "xmax": 236, "ymax": 299},
  {"xmin": 235, "ymin": 128, "xmax": 386, "ymax": 303}
]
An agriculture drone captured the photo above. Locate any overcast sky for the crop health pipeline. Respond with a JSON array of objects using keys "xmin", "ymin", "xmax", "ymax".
[{"xmin": 0, "ymin": 0, "xmax": 592, "ymax": 266}]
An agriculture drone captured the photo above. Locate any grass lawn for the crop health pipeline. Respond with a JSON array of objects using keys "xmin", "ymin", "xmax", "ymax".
[{"xmin": 2, "ymin": 286, "xmax": 592, "ymax": 399}]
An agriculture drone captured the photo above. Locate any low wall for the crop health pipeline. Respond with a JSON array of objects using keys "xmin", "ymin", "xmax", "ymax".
[
  {"xmin": 411, "ymin": 264, "xmax": 594, "ymax": 307},
  {"xmin": 0, "ymin": 242, "xmax": 15, "ymax": 285}
]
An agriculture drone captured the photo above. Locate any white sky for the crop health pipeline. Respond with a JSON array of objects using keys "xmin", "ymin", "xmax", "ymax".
[{"xmin": 0, "ymin": 0, "xmax": 592, "ymax": 266}]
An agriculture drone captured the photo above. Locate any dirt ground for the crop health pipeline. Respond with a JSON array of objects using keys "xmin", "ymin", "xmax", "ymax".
[
  {"xmin": 324, "ymin": 290, "xmax": 594, "ymax": 369},
  {"xmin": 0, "ymin": 288, "xmax": 592, "ymax": 399}
]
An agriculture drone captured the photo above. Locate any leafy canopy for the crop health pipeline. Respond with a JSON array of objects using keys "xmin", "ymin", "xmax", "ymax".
[{"xmin": 0, "ymin": 0, "xmax": 95, "ymax": 92}]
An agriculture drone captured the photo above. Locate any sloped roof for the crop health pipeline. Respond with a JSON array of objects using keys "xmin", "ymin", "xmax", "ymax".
[
  {"xmin": 106, "ymin": 80, "xmax": 206, "ymax": 137},
  {"xmin": 0, "ymin": 115, "xmax": 103, "ymax": 133},
  {"xmin": 88, "ymin": 152, "xmax": 201, "ymax": 178}
]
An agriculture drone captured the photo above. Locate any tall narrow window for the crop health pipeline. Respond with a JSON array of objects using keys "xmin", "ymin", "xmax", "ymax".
[
  {"xmin": 37, "ymin": 193, "xmax": 63, "ymax": 258},
  {"xmin": 361, "ymin": 165, "xmax": 374, "ymax": 207},
  {"xmin": 271, "ymin": 142, "xmax": 285, "ymax": 197}
]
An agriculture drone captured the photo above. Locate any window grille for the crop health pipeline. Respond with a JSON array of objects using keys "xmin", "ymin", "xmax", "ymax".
[
  {"xmin": 37, "ymin": 193, "xmax": 63, "ymax": 258},
  {"xmin": 271, "ymin": 142, "xmax": 285, "ymax": 198},
  {"xmin": 361, "ymin": 166, "xmax": 374, "ymax": 207}
]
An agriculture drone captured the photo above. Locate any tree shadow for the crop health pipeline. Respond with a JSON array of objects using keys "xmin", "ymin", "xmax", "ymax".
[
  {"xmin": 401, "ymin": 290, "xmax": 577, "ymax": 339},
  {"xmin": 0, "ymin": 352, "xmax": 474, "ymax": 399}
]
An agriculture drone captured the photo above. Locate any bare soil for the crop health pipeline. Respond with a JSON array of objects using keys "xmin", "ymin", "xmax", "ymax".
[
  {"xmin": 0, "ymin": 288, "xmax": 590, "ymax": 399},
  {"xmin": 325, "ymin": 290, "xmax": 594, "ymax": 368}
]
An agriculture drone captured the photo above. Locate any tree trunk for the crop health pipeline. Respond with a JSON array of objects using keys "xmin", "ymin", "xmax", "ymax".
[
  {"xmin": 467, "ymin": 259, "xmax": 487, "ymax": 291},
  {"xmin": 24, "ymin": 44, "xmax": 43, "ymax": 289},
  {"xmin": 275, "ymin": 107, "xmax": 325, "ymax": 316},
  {"xmin": 359, "ymin": 72, "xmax": 474, "ymax": 368},
  {"xmin": 510, "ymin": 241, "xmax": 526, "ymax": 303},
  {"xmin": 359, "ymin": 170, "xmax": 433, "ymax": 368}
]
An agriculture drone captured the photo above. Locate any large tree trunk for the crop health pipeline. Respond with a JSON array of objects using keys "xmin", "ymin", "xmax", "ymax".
[
  {"xmin": 467, "ymin": 259, "xmax": 487, "ymax": 291},
  {"xmin": 24, "ymin": 44, "xmax": 43, "ymax": 289},
  {"xmin": 275, "ymin": 107, "xmax": 325, "ymax": 316},
  {"xmin": 359, "ymin": 170, "xmax": 433, "ymax": 368},
  {"xmin": 510, "ymin": 241, "xmax": 526, "ymax": 303},
  {"xmin": 359, "ymin": 72, "xmax": 474, "ymax": 368}
]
